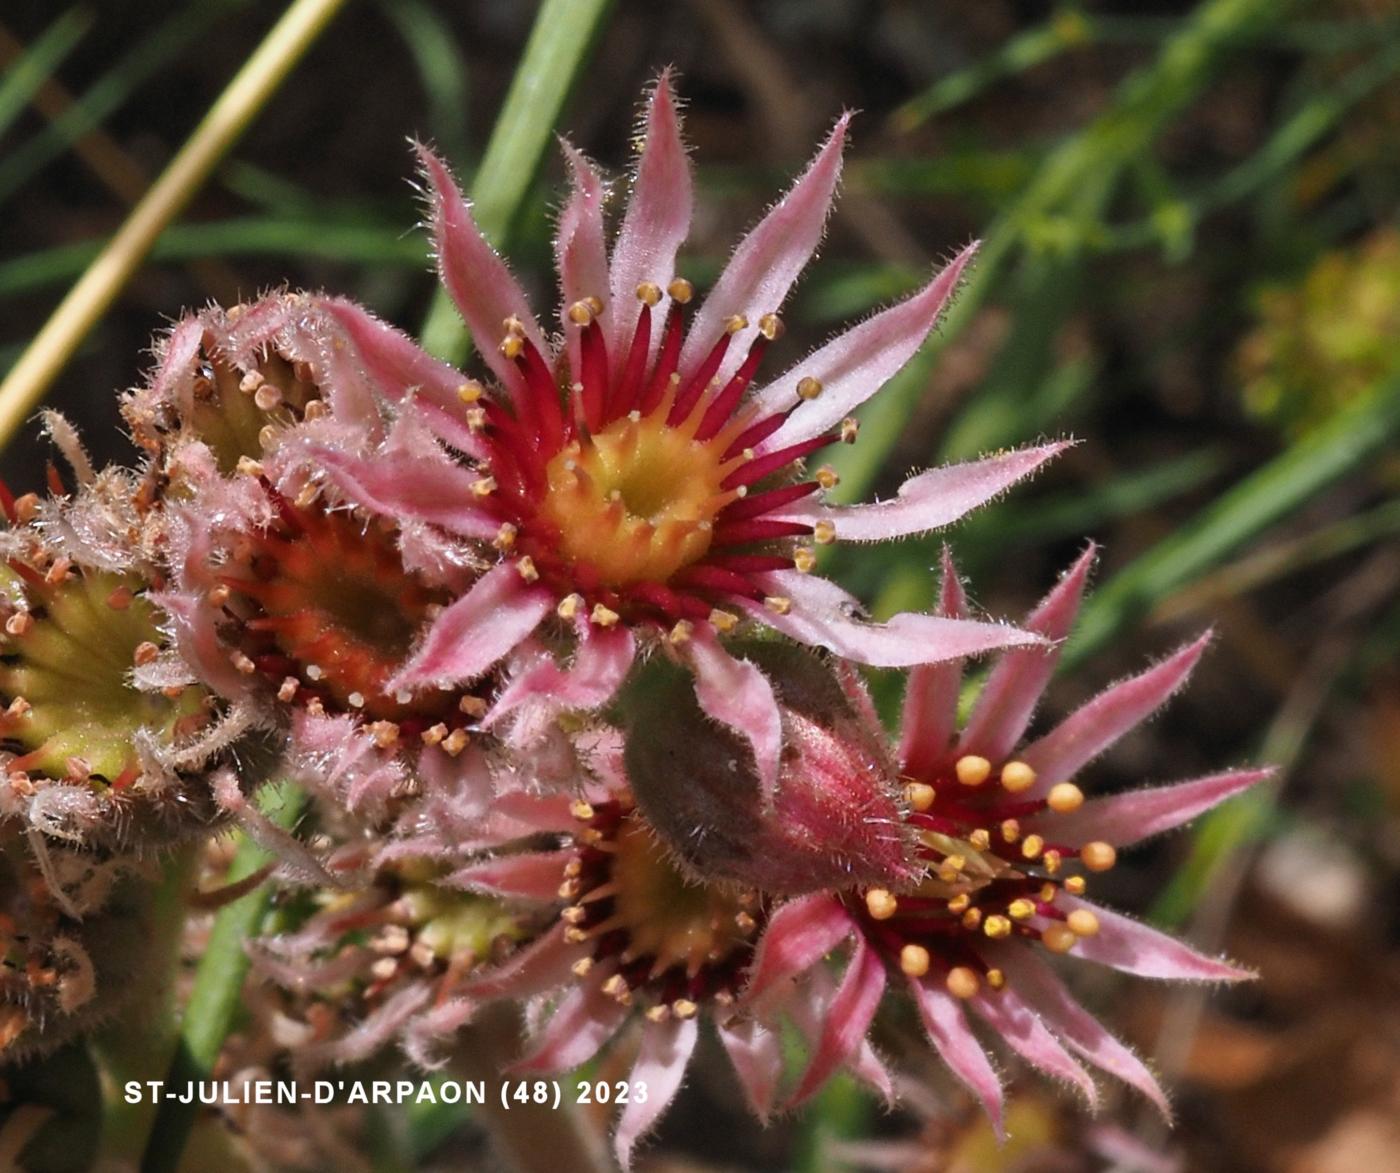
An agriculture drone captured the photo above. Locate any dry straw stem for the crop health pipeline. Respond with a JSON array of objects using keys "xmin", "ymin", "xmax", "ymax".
[{"xmin": 0, "ymin": 0, "xmax": 350, "ymax": 450}]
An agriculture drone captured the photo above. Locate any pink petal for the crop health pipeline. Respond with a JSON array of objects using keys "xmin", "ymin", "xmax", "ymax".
[
  {"xmin": 555, "ymin": 142, "xmax": 610, "ymax": 380},
  {"xmin": 614, "ymin": 1017, "xmax": 699, "ymax": 1170},
  {"xmin": 484, "ymin": 622, "xmax": 636, "ymax": 727},
  {"xmin": 958, "ymin": 544, "xmax": 1096, "ymax": 763},
  {"xmin": 898, "ymin": 548, "xmax": 967, "ymax": 777},
  {"xmin": 773, "ymin": 443, "xmax": 1067, "ymax": 541},
  {"xmin": 908, "ymin": 975, "xmax": 1004, "ymax": 1136},
  {"xmin": 680, "ymin": 114, "xmax": 850, "ymax": 385},
  {"xmin": 754, "ymin": 571, "xmax": 1044, "ymax": 668},
  {"xmin": 686, "ymin": 627, "xmax": 783, "ymax": 805},
  {"xmin": 316, "ymin": 296, "xmax": 470, "ymax": 413},
  {"xmin": 459, "ymin": 923, "xmax": 584, "ymax": 1002},
  {"xmin": 1019, "ymin": 632, "xmax": 1211, "ymax": 794},
  {"xmin": 513, "ymin": 977, "xmax": 629, "ymax": 1073},
  {"xmin": 1055, "ymin": 897, "xmax": 1255, "ymax": 982},
  {"xmin": 971, "ymin": 984, "xmax": 1098, "ymax": 1107},
  {"xmin": 417, "ymin": 144, "xmax": 546, "ymax": 400},
  {"xmin": 608, "ymin": 71, "xmax": 693, "ymax": 362},
  {"xmin": 390, "ymin": 562, "xmax": 552, "ymax": 689},
  {"xmin": 310, "ymin": 444, "xmax": 500, "ymax": 539},
  {"xmin": 718, "ymin": 1019, "xmax": 785, "ymax": 1121},
  {"xmin": 745, "ymin": 894, "xmax": 854, "ymax": 1005},
  {"xmin": 790, "ymin": 935, "xmax": 887, "ymax": 1106},
  {"xmin": 447, "ymin": 851, "xmax": 571, "ymax": 903},
  {"xmin": 988, "ymin": 944, "xmax": 1170, "ymax": 1118},
  {"xmin": 752, "ymin": 244, "xmax": 978, "ymax": 446},
  {"xmin": 1029, "ymin": 768, "xmax": 1272, "ymax": 848}
]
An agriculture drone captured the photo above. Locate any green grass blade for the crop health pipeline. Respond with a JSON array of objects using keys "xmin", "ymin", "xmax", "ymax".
[
  {"xmin": 380, "ymin": 0, "xmax": 471, "ymax": 163},
  {"xmin": 418, "ymin": 0, "xmax": 615, "ymax": 362},
  {"xmin": 1067, "ymin": 371, "xmax": 1400, "ymax": 665},
  {"xmin": 0, "ymin": 8, "xmax": 92, "ymax": 140}
]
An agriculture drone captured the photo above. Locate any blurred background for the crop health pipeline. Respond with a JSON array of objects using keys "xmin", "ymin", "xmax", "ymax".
[{"xmin": 2, "ymin": 0, "xmax": 1399, "ymax": 1169}]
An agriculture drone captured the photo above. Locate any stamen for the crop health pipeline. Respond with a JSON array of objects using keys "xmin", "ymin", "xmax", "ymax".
[
  {"xmin": 1046, "ymin": 782, "xmax": 1083, "ymax": 812},
  {"xmin": 1000, "ymin": 761, "xmax": 1037, "ymax": 793},
  {"xmin": 946, "ymin": 967, "xmax": 980, "ymax": 999},
  {"xmin": 865, "ymin": 889, "xmax": 898, "ymax": 920},
  {"xmin": 1041, "ymin": 924, "xmax": 1077, "ymax": 953},
  {"xmin": 899, "ymin": 944, "xmax": 930, "ymax": 977},
  {"xmin": 955, "ymin": 755, "xmax": 991, "ymax": 786},
  {"xmin": 1081, "ymin": 841, "xmax": 1116, "ymax": 872}
]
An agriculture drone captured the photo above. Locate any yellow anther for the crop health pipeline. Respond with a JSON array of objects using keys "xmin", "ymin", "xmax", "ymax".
[
  {"xmin": 899, "ymin": 944, "xmax": 931, "ymax": 977},
  {"xmin": 1000, "ymin": 761, "xmax": 1037, "ymax": 792},
  {"xmin": 813, "ymin": 520, "xmax": 837, "ymax": 545},
  {"xmin": 601, "ymin": 974, "xmax": 630, "ymax": 999},
  {"xmin": 1081, "ymin": 841, "xmax": 1117, "ymax": 872},
  {"xmin": 814, "ymin": 465, "xmax": 840, "ymax": 490},
  {"xmin": 1042, "ymin": 923, "xmax": 1078, "ymax": 953},
  {"xmin": 764, "ymin": 595, "xmax": 792, "ymax": 615},
  {"xmin": 757, "ymin": 313, "xmax": 783, "ymax": 340},
  {"xmin": 955, "ymin": 755, "xmax": 992, "ymax": 787},
  {"xmin": 961, "ymin": 908, "xmax": 983, "ymax": 930},
  {"xmin": 672, "ymin": 998, "xmax": 699, "ymax": 1020},
  {"xmin": 442, "ymin": 729, "xmax": 470, "ymax": 756},
  {"xmin": 635, "ymin": 282, "xmax": 662, "ymax": 306},
  {"xmin": 235, "ymin": 456, "xmax": 263, "ymax": 478},
  {"xmin": 947, "ymin": 893, "xmax": 971, "ymax": 914},
  {"xmin": 1047, "ymin": 782, "xmax": 1083, "ymax": 812},
  {"xmin": 1064, "ymin": 875, "xmax": 1087, "ymax": 895},
  {"xmin": 793, "ymin": 547, "xmax": 817, "ymax": 573},
  {"xmin": 983, "ymin": 915, "xmax": 1012, "ymax": 939},
  {"xmin": 370, "ymin": 721, "xmax": 400, "ymax": 750},
  {"xmin": 457, "ymin": 381, "xmax": 483, "ymax": 404},
  {"xmin": 986, "ymin": 968, "xmax": 1006, "ymax": 990},
  {"xmin": 585, "ymin": 295, "xmax": 604, "ymax": 316},
  {"xmin": 796, "ymin": 376, "xmax": 823, "ymax": 401},
  {"xmin": 239, "ymin": 370, "xmax": 265, "ymax": 394},
  {"xmin": 499, "ymin": 335, "xmax": 524, "ymax": 360},
  {"xmin": 276, "ymin": 676, "xmax": 300, "ymax": 702},
  {"xmin": 666, "ymin": 278, "xmax": 694, "ymax": 304},
  {"xmin": 516, "ymin": 556, "xmax": 540, "ymax": 583},
  {"xmin": 1042, "ymin": 849, "xmax": 1062, "ymax": 875},
  {"xmin": 557, "ymin": 594, "xmax": 583, "ymax": 620},
  {"xmin": 471, "ymin": 476, "xmax": 496, "ymax": 497},
  {"xmin": 839, "ymin": 417, "xmax": 860, "ymax": 443},
  {"xmin": 571, "ymin": 957, "xmax": 594, "ymax": 977},
  {"xmin": 904, "ymin": 782, "xmax": 935, "ymax": 812},
  {"xmin": 946, "ymin": 967, "xmax": 981, "ymax": 1000},
  {"xmin": 466, "ymin": 406, "xmax": 487, "ymax": 430},
  {"xmin": 1039, "ymin": 883, "xmax": 1057, "ymax": 903},
  {"xmin": 459, "ymin": 695, "xmax": 488, "ymax": 718},
  {"xmin": 1021, "ymin": 834, "xmax": 1045, "ymax": 861},
  {"xmin": 724, "ymin": 314, "xmax": 748, "ymax": 335},
  {"xmin": 1008, "ymin": 898, "xmax": 1036, "ymax": 921},
  {"xmin": 865, "ymin": 889, "xmax": 898, "ymax": 920},
  {"xmin": 420, "ymin": 723, "xmax": 448, "ymax": 747},
  {"xmin": 568, "ymin": 299, "xmax": 595, "ymax": 325},
  {"xmin": 644, "ymin": 1005, "xmax": 670, "ymax": 1023},
  {"xmin": 669, "ymin": 620, "xmax": 694, "ymax": 644},
  {"xmin": 493, "ymin": 523, "xmax": 518, "ymax": 551},
  {"xmin": 969, "ymin": 828, "xmax": 991, "ymax": 851},
  {"xmin": 1001, "ymin": 819, "xmax": 1021, "ymax": 843},
  {"xmin": 569, "ymin": 799, "xmax": 595, "ymax": 821},
  {"xmin": 502, "ymin": 315, "xmax": 525, "ymax": 336},
  {"xmin": 708, "ymin": 609, "xmax": 739, "ymax": 633},
  {"xmin": 1067, "ymin": 909, "xmax": 1100, "ymax": 937},
  {"xmin": 590, "ymin": 603, "xmax": 620, "ymax": 627}
]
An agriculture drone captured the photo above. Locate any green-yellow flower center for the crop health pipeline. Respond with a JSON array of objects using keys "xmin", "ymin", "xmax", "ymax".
[{"xmin": 537, "ymin": 412, "xmax": 737, "ymax": 587}]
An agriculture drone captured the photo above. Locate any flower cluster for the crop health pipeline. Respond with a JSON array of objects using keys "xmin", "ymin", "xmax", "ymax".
[{"xmin": 0, "ymin": 74, "xmax": 1264, "ymax": 1165}]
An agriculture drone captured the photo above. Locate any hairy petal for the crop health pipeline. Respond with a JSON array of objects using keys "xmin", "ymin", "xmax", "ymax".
[
  {"xmin": 447, "ymin": 851, "xmax": 573, "ymax": 902},
  {"xmin": 390, "ymin": 563, "xmax": 553, "ymax": 689},
  {"xmin": 909, "ymin": 976, "xmax": 1004, "ymax": 1136},
  {"xmin": 686, "ymin": 628, "xmax": 783, "ymax": 804},
  {"xmin": 609, "ymin": 70, "xmax": 692, "ymax": 361},
  {"xmin": 959, "ymin": 544, "xmax": 1096, "ymax": 762},
  {"xmin": 752, "ymin": 244, "xmax": 979, "ymax": 444},
  {"xmin": 899, "ymin": 549, "xmax": 967, "ymax": 777},
  {"xmin": 1020, "ymin": 632, "xmax": 1211, "ymax": 794},
  {"xmin": 310, "ymin": 445, "xmax": 500, "ymax": 539},
  {"xmin": 556, "ymin": 143, "xmax": 610, "ymax": 379},
  {"xmin": 1030, "ymin": 768, "xmax": 1272, "ymax": 847},
  {"xmin": 417, "ymin": 145, "xmax": 546, "ymax": 401},
  {"xmin": 988, "ymin": 944, "xmax": 1169, "ymax": 1117},
  {"xmin": 1055, "ymin": 897, "xmax": 1255, "ymax": 982},
  {"xmin": 718, "ymin": 1019, "xmax": 785, "ymax": 1121},
  {"xmin": 773, "ymin": 444, "xmax": 1067, "ymax": 541},
  {"xmin": 754, "ymin": 571, "xmax": 1043, "ymax": 668},
  {"xmin": 514, "ymin": 978, "xmax": 629, "ymax": 1073},
  {"xmin": 459, "ymin": 923, "xmax": 585, "ymax": 1002},
  {"xmin": 790, "ymin": 936, "xmax": 887, "ymax": 1106},
  {"xmin": 615, "ymin": 1017, "xmax": 699, "ymax": 1170},
  {"xmin": 681, "ymin": 114, "xmax": 850, "ymax": 385},
  {"xmin": 745, "ymin": 894, "xmax": 854, "ymax": 1005},
  {"xmin": 484, "ymin": 623, "xmax": 636, "ymax": 727},
  {"xmin": 971, "ymin": 985, "xmax": 1098, "ymax": 1108}
]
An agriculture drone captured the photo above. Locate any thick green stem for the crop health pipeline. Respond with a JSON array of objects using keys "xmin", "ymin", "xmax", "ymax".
[{"xmin": 91, "ymin": 847, "xmax": 197, "ymax": 1168}]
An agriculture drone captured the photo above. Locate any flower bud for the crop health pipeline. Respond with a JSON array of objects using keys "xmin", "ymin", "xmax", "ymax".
[{"xmin": 621, "ymin": 642, "xmax": 918, "ymax": 895}]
